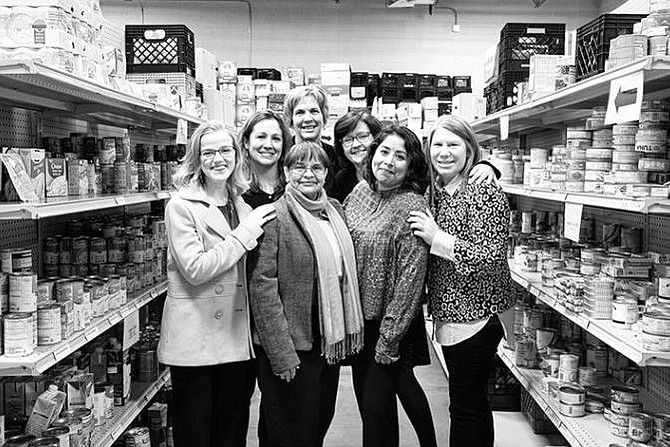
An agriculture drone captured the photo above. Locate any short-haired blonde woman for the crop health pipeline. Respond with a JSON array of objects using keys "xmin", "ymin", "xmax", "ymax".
[
  {"xmin": 248, "ymin": 142, "xmax": 364, "ymax": 447},
  {"xmin": 283, "ymin": 86, "xmax": 340, "ymax": 182},
  {"xmin": 408, "ymin": 115, "xmax": 514, "ymax": 447},
  {"xmin": 158, "ymin": 120, "xmax": 276, "ymax": 447}
]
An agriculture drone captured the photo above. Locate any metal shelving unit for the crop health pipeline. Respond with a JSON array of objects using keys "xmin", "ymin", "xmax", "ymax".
[
  {"xmin": 471, "ymin": 56, "xmax": 670, "ymax": 142},
  {"xmin": 91, "ymin": 369, "xmax": 171, "ymax": 447},
  {"xmin": 0, "ymin": 281, "xmax": 167, "ymax": 376},
  {"xmin": 0, "ymin": 192, "xmax": 172, "ymax": 220},
  {"xmin": 508, "ymin": 261, "xmax": 670, "ymax": 367},
  {"xmin": 0, "ymin": 60, "xmax": 204, "ymax": 131},
  {"xmin": 501, "ymin": 185, "xmax": 670, "ymax": 214}
]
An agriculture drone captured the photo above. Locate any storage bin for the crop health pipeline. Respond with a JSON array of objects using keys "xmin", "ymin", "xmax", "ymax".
[
  {"xmin": 520, "ymin": 388, "xmax": 560, "ymax": 434},
  {"xmin": 575, "ymin": 14, "xmax": 646, "ymax": 81},
  {"xmin": 125, "ymin": 25, "xmax": 195, "ymax": 77},
  {"xmin": 487, "ymin": 356, "xmax": 521, "ymax": 411}
]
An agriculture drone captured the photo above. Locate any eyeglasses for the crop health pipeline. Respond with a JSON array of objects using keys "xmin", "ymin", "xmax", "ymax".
[
  {"xmin": 291, "ymin": 163, "xmax": 326, "ymax": 176},
  {"xmin": 342, "ymin": 132, "xmax": 373, "ymax": 148},
  {"xmin": 201, "ymin": 146, "xmax": 235, "ymax": 160}
]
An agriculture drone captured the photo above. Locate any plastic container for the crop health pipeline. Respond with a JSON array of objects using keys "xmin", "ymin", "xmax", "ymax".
[{"xmin": 125, "ymin": 25, "xmax": 196, "ymax": 76}]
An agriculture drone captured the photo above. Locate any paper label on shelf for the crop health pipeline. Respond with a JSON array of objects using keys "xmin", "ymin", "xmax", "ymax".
[
  {"xmin": 123, "ymin": 310, "xmax": 140, "ymax": 350},
  {"xmin": 176, "ymin": 119, "xmax": 188, "ymax": 145},
  {"xmin": 499, "ymin": 115, "xmax": 509, "ymax": 141},
  {"xmin": 110, "ymin": 424, "xmax": 124, "ymax": 440},
  {"xmin": 115, "ymin": 196, "xmax": 126, "ymax": 206},
  {"xmin": 53, "ymin": 343, "xmax": 71, "ymax": 362},
  {"xmin": 563, "ymin": 202, "xmax": 583, "ymax": 242},
  {"xmin": 84, "ymin": 326, "xmax": 100, "ymax": 341},
  {"xmin": 605, "ymin": 70, "xmax": 644, "ymax": 125}
]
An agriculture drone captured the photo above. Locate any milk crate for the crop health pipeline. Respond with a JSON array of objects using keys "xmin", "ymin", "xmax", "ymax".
[
  {"xmin": 498, "ymin": 23, "xmax": 566, "ymax": 75},
  {"xmin": 125, "ymin": 25, "xmax": 195, "ymax": 77},
  {"xmin": 484, "ymin": 70, "xmax": 528, "ymax": 114},
  {"xmin": 257, "ymin": 68, "xmax": 281, "ymax": 81},
  {"xmin": 575, "ymin": 14, "xmax": 646, "ymax": 81},
  {"xmin": 126, "ymin": 72, "xmax": 197, "ymax": 99},
  {"xmin": 521, "ymin": 388, "xmax": 559, "ymax": 434},
  {"xmin": 487, "ymin": 355, "xmax": 521, "ymax": 411}
]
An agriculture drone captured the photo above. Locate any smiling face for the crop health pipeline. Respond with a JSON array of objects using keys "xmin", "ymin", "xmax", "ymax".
[
  {"xmin": 246, "ymin": 118, "xmax": 283, "ymax": 168},
  {"xmin": 200, "ymin": 130, "xmax": 236, "ymax": 186},
  {"xmin": 430, "ymin": 127, "xmax": 467, "ymax": 185},
  {"xmin": 284, "ymin": 156, "xmax": 328, "ymax": 199},
  {"xmin": 371, "ymin": 133, "xmax": 409, "ymax": 191},
  {"xmin": 342, "ymin": 121, "xmax": 373, "ymax": 168},
  {"xmin": 292, "ymin": 95, "xmax": 324, "ymax": 142}
]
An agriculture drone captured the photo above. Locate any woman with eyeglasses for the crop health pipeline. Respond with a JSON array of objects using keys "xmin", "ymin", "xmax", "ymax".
[
  {"xmin": 248, "ymin": 142, "xmax": 365, "ymax": 447},
  {"xmin": 158, "ymin": 120, "xmax": 276, "ymax": 447},
  {"xmin": 329, "ymin": 110, "xmax": 501, "ymax": 203}
]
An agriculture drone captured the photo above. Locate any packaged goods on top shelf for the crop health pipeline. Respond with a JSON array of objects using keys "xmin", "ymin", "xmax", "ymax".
[{"xmin": 1, "ymin": 134, "xmax": 185, "ymax": 203}]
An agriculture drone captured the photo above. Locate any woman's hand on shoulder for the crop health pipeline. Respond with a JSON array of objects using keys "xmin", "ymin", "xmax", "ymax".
[
  {"xmin": 245, "ymin": 204, "xmax": 277, "ymax": 228},
  {"xmin": 374, "ymin": 351, "xmax": 398, "ymax": 365},
  {"xmin": 468, "ymin": 163, "xmax": 498, "ymax": 185},
  {"xmin": 407, "ymin": 208, "xmax": 439, "ymax": 246}
]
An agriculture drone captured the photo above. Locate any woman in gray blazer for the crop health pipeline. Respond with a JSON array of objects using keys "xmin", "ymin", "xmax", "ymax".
[
  {"xmin": 158, "ymin": 120, "xmax": 276, "ymax": 447},
  {"xmin": 248, "ymin": 142, "xmax": 365, "ymax": 447}
]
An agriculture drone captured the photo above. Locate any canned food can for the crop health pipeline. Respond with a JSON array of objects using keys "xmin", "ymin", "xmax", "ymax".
[
  {"xmin": 56, "ymin": 279, "xmax": 75, "ymax": 302},
  {"xmin": 1, "ymin": 272, "xmax": 7, "ymax": 312},
  {"xmin": 114, "ymin": 161, "xmax": 128, "ymax": 194},
  {"xmin": 612, "ymin": 298, "xmax": 639, "ymax": 328},
  {"xmin": 559, "ymin": 384, "xmax": 585, "ymax": 404},
  {"xmin": 59, "ymin": 237, "xmax": 72, "ymax": 264},
  {"xmin": 41, "ymin": 426, "xmax": 70, "ymax": 447},
  {"xmin": 28, "ymin": 436, "xmax": 60, "ymax": 447},
  {"xmin": 71, "ymin": 237, "xmax": 89, "ymax": 265},
  {"xmin": 4, "ymin": 312, "xmax": 34, "ymax": 357},
  {"xmin": 1, "ymin": 248, "xmax": 33, "ymax": 273},
  {"xmin": 611, "ymin": 399, "xmax": 641, "ymax": 415},
  {"xmin": 559, "ymin": 401, "xmax": 585, "ymax": 417},
  {"xmin": 36, "ymin": 279, "xmax": 56, "ymax": 304},
  {"xmin": 9, "ymin": 273, "xmax": 37, "ymax": 312},
  {"xmin": 37, "ymin": 303, "xmax": 62, "ymax": 345},
  {"xmin": 4, "ymin": 434, "xmax": 37, "ymax": 447},
  {"xmin": 125, "ymin": 427, "xmax": 151, "ymax": 447},
  {"xmin": 89, "ymin": 237, "xmax": 107, "ymax": 265},
  {"xmin": 629, "ymin": 412, "xmax": 653, "ymax": 442},
  {"xmin": 108, "ymin": 236, "xmax": 127, "ymax": 263},
  {"xmin": 59, "ymin": 264, "xmax": 72, "ymax": 277},
  {"xmin": 578, "ymin": 366, "xmax": 597, "ymax": 386}
]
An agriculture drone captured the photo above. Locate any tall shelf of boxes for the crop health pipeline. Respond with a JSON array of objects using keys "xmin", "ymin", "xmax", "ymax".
[
  {"xmin": 0, "ymin": 5, "xmax": 205, "ymax": 446},
  {"xmin": 470, "ymin": 52, "xmax": 670, "ymax": 447}
]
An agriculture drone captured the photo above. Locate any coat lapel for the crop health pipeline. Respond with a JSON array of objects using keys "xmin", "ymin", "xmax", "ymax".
[{"xmin": 177, "ymin": 182, "xmax": 246, "ymax": 240}]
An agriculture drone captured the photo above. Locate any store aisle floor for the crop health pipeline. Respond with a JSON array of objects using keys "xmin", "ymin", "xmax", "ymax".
[{"xmin": 246, "ymin": 346, "xmax": 562, "ymax": 446}]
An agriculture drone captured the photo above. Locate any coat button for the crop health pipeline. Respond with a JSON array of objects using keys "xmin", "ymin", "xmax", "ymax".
[
  {"xmin": 214, "ymin": 285, "xmax": 223, "ymax": 294},
  {"xmin": 214, "ymin": 310, "xmax": 223, "ymax": 319}
]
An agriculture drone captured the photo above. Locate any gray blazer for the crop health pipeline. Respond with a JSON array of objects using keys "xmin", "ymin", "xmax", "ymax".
[{"xmin": 248, "ymin": 195, "xmax": 345, "ymax": 374}]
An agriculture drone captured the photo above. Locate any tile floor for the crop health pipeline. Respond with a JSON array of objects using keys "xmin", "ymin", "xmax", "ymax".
[{"xmin": 245, "ymin": 346, "xmax": 566, "ymax": 446}]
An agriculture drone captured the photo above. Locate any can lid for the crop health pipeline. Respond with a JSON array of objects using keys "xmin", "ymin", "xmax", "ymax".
[{"xmin": 28, "ymin": 437, "xmax": 60, "ymax": 447}]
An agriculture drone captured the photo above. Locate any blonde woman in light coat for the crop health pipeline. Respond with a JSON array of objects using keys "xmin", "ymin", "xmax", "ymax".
[{"xmin": 158, "ymin": 120, "xmax": 276, "ymax": 447}]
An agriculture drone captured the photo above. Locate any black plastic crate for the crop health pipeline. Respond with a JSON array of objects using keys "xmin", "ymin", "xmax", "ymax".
[
  {"xmin": 195, "ymin": 81, "xmax": 203, "ymax": 102},
  {"xmin": 381, "ymin": 72, "xmax": 402, "ymax": 88},
  {"xmin": 485, "ymin": 70, "xmax": 528, "ymax": 114},
  {"xmin": 351, "ymin": 71, "xmax": 368, "ymax": 86},
  {"xmin": 126, "ymin": 24, "xmax": 195, "ymax": 76},
  {"xmin": 484, "ymin": 82, "xmax": 502, "ymax": 115},
  {"xmin": 437, "ymin": 87, "xmax": 453, "ymax": 101},
  {"xmin": 454, "ymin": 87, "xmax": 473, "ymax": 96},
  {"xmin": 367, "ymin": 74, "xmax": 380, "ymax": 106},
  {"xmin": 436, "ymin": 75, "xmax": 452, "ymax": 89},
  {"xmin": 487, "ymin": 356, "xmax": 521, "ymax": 411},
  {"xmin": 419, "ymin": 87, "xmax": 437, "ymax": 99},
  {"xmin": 498, "ymin": 34, "xmax": 565, "ymax": 74},
  {"xmin": 382, "ymin": 86, "xmax": 400, "ymax": 104},
  {"xmin": 418, "ymin": 74, "xmax": 437, "ymax": 88},
  {"xmin": 453, "ymin": 76, "xmax": 471, "ymax": 90},
  {"xmin": 575, "ymin": 14, "xmax": 646, "ymax": 81},
  {"xmin": 237, "ymin": 67, "xmax": 258, "ymax": 79},
  {"xmin": 500, "ymin": 23, "xmax": 566, "ymax": 39},
  {"xmin": 401, "ymin": 73, "xmax": 418, "ymax": 88},
  {"xmin": 521, "ymin": 388, "xmax": 559, "ymax": 434},
  {"xmin": 402, "ymin": 87, "xmax": 419, "ymax": 102},
  {"xmin": 257, "ymin": 68, "xmax": 281, "ymax": 81},
  {"xmin": 437, "ymin": 101, "xmax": 452, "ymax": 115}
]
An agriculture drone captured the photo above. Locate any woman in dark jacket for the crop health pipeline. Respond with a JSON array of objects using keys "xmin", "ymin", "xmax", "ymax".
[{"xmin": 248, "ymin": 142, "xmax": 364, "ymax": 447}]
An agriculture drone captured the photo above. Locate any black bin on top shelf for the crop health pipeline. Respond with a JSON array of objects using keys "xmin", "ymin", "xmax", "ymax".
[{"xmin": 126, "ymin": 24, "xmax": 196, "ymax": 77}]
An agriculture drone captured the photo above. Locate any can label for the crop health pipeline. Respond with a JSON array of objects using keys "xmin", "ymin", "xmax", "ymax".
[
  {"xmin": 89, "ymin": 237, "xmax": 107, "ymax": 264},
  {"xmin": 2, "ymin": 249, "xmax": 32, "ymax": 273},
  {"xmin": 9, "ymin": 273, "xmax": 37, "ymax": 312},
  {"xmin": 38, "ymin": 304, "xmax": 62, "ymax": 345},
  {"xmin": 4, "ymin": 313, "xmax": 34, "ymax": 357}
]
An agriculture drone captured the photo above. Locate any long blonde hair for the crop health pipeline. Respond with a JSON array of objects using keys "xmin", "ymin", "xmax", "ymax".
[{"xmin": 175, "ymin": 120, "xmax": 250, "ymax": 197}]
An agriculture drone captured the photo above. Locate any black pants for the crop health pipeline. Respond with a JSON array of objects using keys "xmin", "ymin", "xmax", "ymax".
[
  {"xmin": 352, "ymin": 321, "xmax": 437, "ymax": 447},
  {"xmin": 256, "ymin": 346, "xmax": 340, "ymax": 447},
  {"xmin": 170, "ymin": 360, "xmax": 256, "ymax": 447},
  {"xmin": 442, "ymin": 317, "xmax": 504, "ymax": 447}
]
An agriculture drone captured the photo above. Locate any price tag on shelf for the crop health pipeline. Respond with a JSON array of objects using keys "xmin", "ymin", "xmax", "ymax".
[
  {"xmin": 499, "ymin": 115, "xmax": 509, "ymax": 141},
  {"xmin": 53, "ymin": 343, "xmax": 71, "ymax": 362},
  {"xmin": 176, "ymin": 119, "xmax": 188, "ymax": 145},
  {"xmin": 84, "ymin": 326, "xmax": 100, "ymax": 341},
  {"xmin": 131, "ymin": 301, "xmax": 140, "ymax": 311},
  {"xmin": 110, "ymin": 424, "xmax": 124, "ymax": 440},
  {"xmin": 115, "ymin": 196, "xmax": 126, "ymax": 206},
  {"xmin": 563, "ymin": 202, "xmax": 583, "ymax": 243}
]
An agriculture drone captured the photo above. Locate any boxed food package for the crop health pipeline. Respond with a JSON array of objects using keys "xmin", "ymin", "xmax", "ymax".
[
  {"xmin": 66, "ymin": 373, "xmax": 94, "ymax": 409},
  {"xmin": 1, "ymin": 148, "xmax": 39, "ymax": 202},
  {"xmin": 17, "ymin": 148, "xmax": 45, "ymax": 200},
  {"xmin": 67, "ymin": 159, "xmax": 89, "ymax": 196},
  {"xmin": 195, "ymin": 47, "xmax": 219, "ymax": 88},
  {"xmin": 45, "ymin": 157, "xmax": 67, "ymax": 197}
]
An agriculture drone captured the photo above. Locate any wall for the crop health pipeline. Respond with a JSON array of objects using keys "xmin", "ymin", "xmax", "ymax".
[
  {"xmin": 599, "ymin": 0, "xmax": 650, "ymax": 13},
  {"xmin": 101, "ymin": 0, "xmax": 600, "ymax": 93}
]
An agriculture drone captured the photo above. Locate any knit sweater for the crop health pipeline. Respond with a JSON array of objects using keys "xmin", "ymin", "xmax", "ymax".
[
  {"xmin": 427, "ymin": 182, "xmax": 514, "ymax": 323},
  {"xmin": 343, "ymin": 181, "xmax": 428, "ymax": 358}
]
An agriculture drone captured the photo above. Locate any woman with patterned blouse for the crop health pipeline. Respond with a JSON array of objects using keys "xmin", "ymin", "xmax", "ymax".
[
  {"xmin": 408, "ymin": 115, "xmax": 514, "ymax": 447},
  {"xmin": 344, "ymin": 125, "xmax": 436, "ymax": 447}
]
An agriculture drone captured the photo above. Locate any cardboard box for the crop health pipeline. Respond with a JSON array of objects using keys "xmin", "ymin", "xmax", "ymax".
[
  {"xmin": 236, "ymin": 76, "xmax": 255, "ymax": 103},
  {"xmin": 203, "ymin": 87, "xmax": 225, "ymax": 122},
  {"xmin": 67, "ymin": 159, "xmax": 89, "ymax": 196},
  {"xmin": 18, "ymin": 148, "xmax": 45, "ymax": 200},
  {"xmin": 236, "ymin": 103, "xmax": 256, "ymax": 127},
  {"xmin": 285, "ymin": 67, "xmax": 305, "ymax": 87},
  {"xmin": 218, "ymin": 61, "xmax": 237, "ymax": 83},
  {"xmin": 45, "ymin": 157, "xmax": 67, "ymax": 197},
  {"xmin": 195, "ymin": 47, "xmax": 219, "ymax": 88}
]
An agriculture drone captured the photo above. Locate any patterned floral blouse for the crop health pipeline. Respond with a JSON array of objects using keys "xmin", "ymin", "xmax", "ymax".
[
  {"xmin": 344, "ymin": 181, "xmax": 428, "ymax": 358},
  {"xmin": 427, "ymin": 181, "xmax": 514, "ymax": 323}
]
